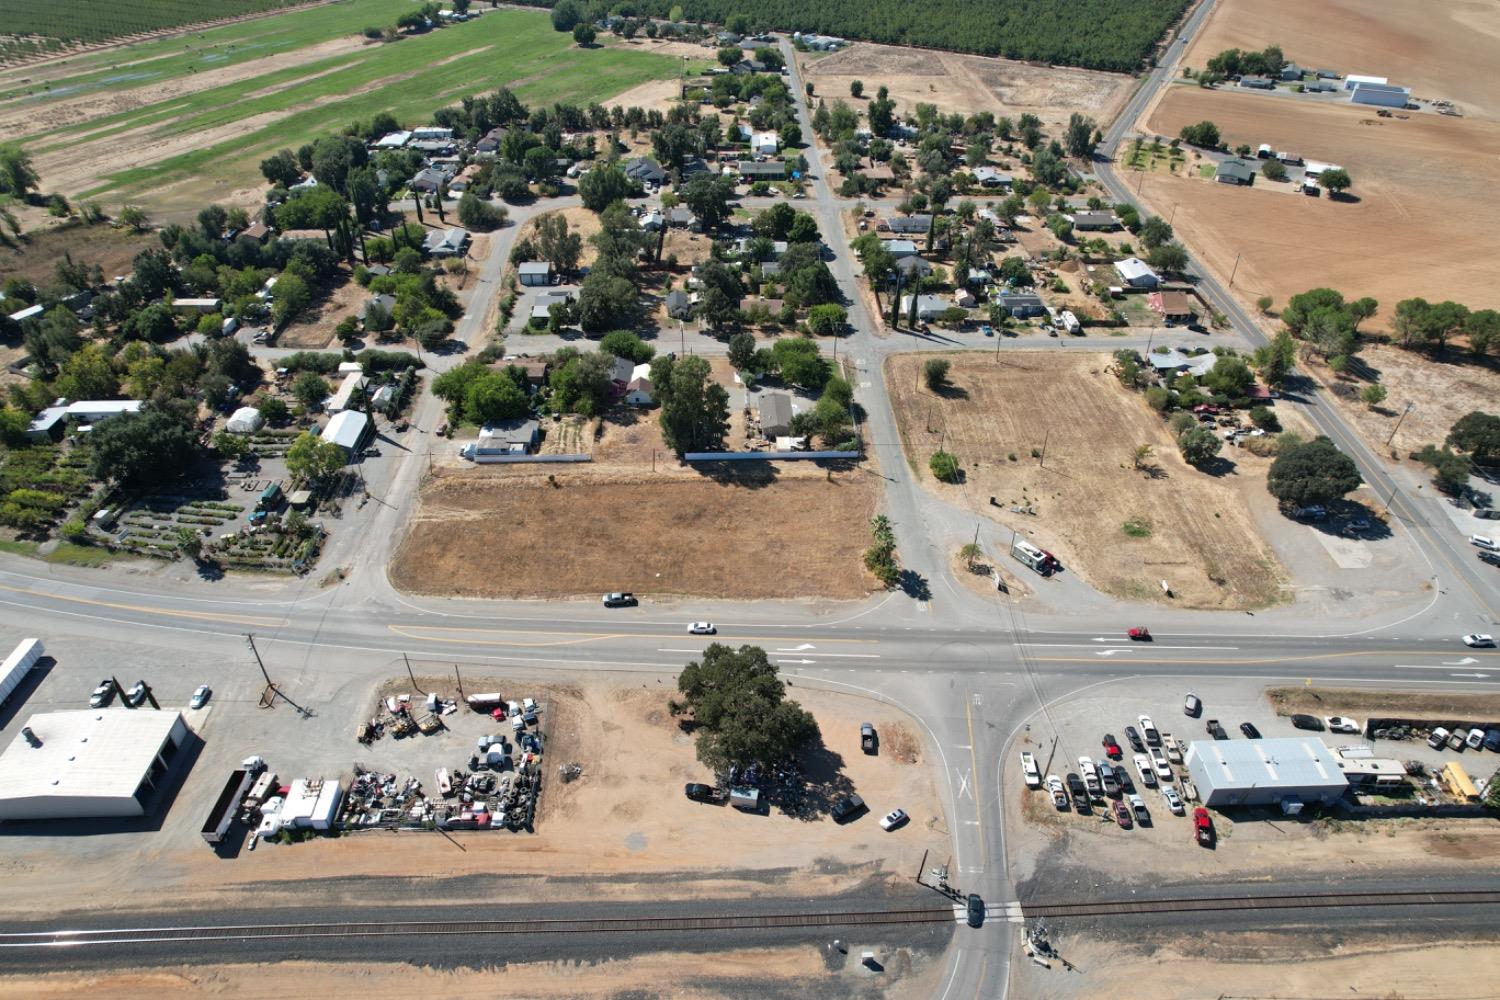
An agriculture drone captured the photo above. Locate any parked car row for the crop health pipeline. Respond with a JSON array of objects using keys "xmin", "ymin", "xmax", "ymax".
[{"xmin": 90, "ymin": 677, "xmax": 208, "ymax": 709}]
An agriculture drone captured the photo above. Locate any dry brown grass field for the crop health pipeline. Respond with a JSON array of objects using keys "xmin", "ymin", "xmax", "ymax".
[
  {"xmin": 1138, "ymin": 87, "xmax": 1500, "ymax": 324},
  {"xmin": 1183, "ymin": 0, "xmax": 1500, "ymax": 121},
  {"xmin": 885, "ymin": 351, "xmax": 1287, "ymax": 609}
]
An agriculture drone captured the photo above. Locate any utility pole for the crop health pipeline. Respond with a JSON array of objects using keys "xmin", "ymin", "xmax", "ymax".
[
  {"xmin": 1039, "ymin": 428, "xmax": 1049, "ymax": 468},
  {"xmin": 403, "ymin": 652, "xmax": 425, "ymax": 694},
  {"xmin": 1228, "ymin": 252, "xmax": 1241, "ymax": 288},
  {"xmin": 245, "ymin": 633, "xmax": 273, "ymax": 688},
  {"xmin": 454, "ymin": 664, "xmax": 463, "ymax": 698},
  {"xmin": 967, "ymin": 522, "xmax": 980, "ymax": 570},
  {"xmin": 1386, "ymin": 401, "xmax": 1414, "ymax": 448},
  {"xmin": 1168, "ymin": 203, "xmax": 1178, "ymax": 226}
]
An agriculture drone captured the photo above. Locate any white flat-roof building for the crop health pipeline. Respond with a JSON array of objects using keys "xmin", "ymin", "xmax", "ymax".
[
  {"xmin": 374, "ymin": 131, "xmax": 412, "ymax": 149},
  {"xmin": 321, "ymin": 409, "xmax": 369, "ymax": 455},
  {"xmin": 26, "ymin": 399, "xmax": 143, "ymax": 441},
  {"xmin": 325, "ymin": 371, "xmax": 367, "ymax": 414},
  {"xmin": 279, "ymin": 778, "xmax": 343, "ymax": 831},
  {"xmin": 1343, "ymin": 74, "xmax": 1388, "ymax": 90},
  {"xmin": 7, "ymin": 303, "xmax": 43, "ymax": 324},
  {"xmin": 0, "ymin": 710, "xmax": 189, "ymax": 820}
]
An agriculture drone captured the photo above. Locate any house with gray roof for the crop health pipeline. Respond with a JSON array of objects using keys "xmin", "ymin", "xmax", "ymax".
[{"xmin": 1216, "ymin": 158, "xmax": 1256, "ymax": 185}]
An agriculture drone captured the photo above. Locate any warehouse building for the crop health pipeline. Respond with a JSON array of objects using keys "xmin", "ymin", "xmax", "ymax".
[
  {"xmin": 1185, "ymin": 737, "xmax": 1348, "ymax": 811},
  {"xmin": 0, "ymin": 710, "xmax": 189, "ymax": 820},
  {"xmin": 1350, "ymin": 81, "xmax": 1411, "ymax": 108}
]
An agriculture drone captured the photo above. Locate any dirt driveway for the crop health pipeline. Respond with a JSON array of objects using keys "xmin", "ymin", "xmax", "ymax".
[{"xmin": 885, "ymin": 351, "xmax": 1288, "ymax": 609}]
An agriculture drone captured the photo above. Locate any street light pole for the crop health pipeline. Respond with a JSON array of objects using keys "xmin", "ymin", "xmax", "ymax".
[{"xmin": 1385, "ymin": 401, "xmax": 1414, "ymax": 448}]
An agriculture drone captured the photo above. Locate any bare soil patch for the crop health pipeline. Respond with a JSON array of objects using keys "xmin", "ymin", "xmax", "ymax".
[
  {"xmin": 1268, "ymin": 686, "xmax": 1500, "ymax": 720},
  {"xmin": 1012, "ymin": 934, "xmax": 1500, "ymax": 1000},
  {"xmin": 0, "ymin": 943, "xmax": 945, "ymax": 1000},
  {"xmin": 0, "ymin": 220, "xmax": 155, "ymax": 286},
  {"xmin": 273, "ymin": 270, "xmax": 365, "ymax": 349},
  {"xmin": 1302, "ymin": 343, "xmax": 1500, "ymax": 459},
  {"xmin": 1183, "ymin": 0, "xmax": 1500, "ymax": 121},
  {"xmin": 391, "ymin": 467, "xmax": 880, "ymax": 600},
  {"xmin": 514, "ymin": 206, "xmax": 601, "ymax": 272},
  {"xmin": 1139, "ymin": 87, "xmax": 1500, "ymax": 323},
  {"xmin": 885, "ymin": 351, "xmax": 1287, "ymax": 609},
  {"xmin": 799, "ymin": 42, "xmax": 1134, "ymax": 127}
]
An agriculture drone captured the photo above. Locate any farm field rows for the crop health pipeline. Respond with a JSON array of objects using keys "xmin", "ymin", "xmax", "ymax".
[
  {"xmin": 1139, "ymin": 86, "xmax": 1500, "ymax": 325},
  {"xmin": 0, "ymin": 8, "xmax": 679, "ymax": 216},
  {"xmin": 1181, "ymin": 0, "xmax": 1500, "ymax": 122},
  {"xmin": 797, "ymin": 41, "xmax": 1134, "ymax": 127},
  {"xmin": 0, "ymin": 0, "xmax": 324, "ymax": 62},
  {"xmin": 885, "ymin": 352, "xmax": 1288, "ymax": 610}
]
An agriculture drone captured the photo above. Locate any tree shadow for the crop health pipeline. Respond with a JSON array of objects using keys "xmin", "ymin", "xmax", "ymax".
[
  {"xmin": 771, "ymin": 736, "xmax": 855, "ymax": 822},
  {"xmin": 1192, "ymin": 455, "xmax": 1238, "ymax": 478},
  {"xmin": 898, "ymin": 569, "xmax": 931, "ymax": 601},
  {"xmin": 694, "ymin": 462, "xmax": 781, "ymax": 488},
  {"xmin": 932, "ymin": 383, "xmax": 970, "ymax": 401}
]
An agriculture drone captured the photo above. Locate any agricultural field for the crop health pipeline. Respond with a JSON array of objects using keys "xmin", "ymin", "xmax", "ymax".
[
  {"xmin": 517, "ymin": 0, "xmax": 1190, "ymax": 72},
  {"xmin": 1182, "ymin": 0, "xmax": 1500, "ymax": 121},
  {"xmin": 797, "ymin": 41, "xmax": 1134, "ymax": 126},
  {"xmin": 1138, "ymin": 87, "xmax": 1500, "ymax": 325},
  {"xmin": 885, "ymin": 352, "xmax": 1288, "ymax": 609},
  {"xmin": 0, "ymin": 6, "xmax": 680, "ymax": 217},
  {"xmin": 1, "ymin": 0, "xmax": 322, "ymax": 61}
]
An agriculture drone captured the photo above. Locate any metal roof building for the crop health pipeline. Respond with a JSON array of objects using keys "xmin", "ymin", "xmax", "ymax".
[
  {"xmin": 1186, "ymin": 737, "xmax": 1348, "ymax": 809},
  {"xmin": 0, "ymin": 710, "xmax": 189, "ymax": 820},
  {"xmin": 320, "ymin": 409, "xmax": 369, "ymax": 455}
]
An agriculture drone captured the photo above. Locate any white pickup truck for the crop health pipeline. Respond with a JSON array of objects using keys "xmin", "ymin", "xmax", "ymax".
[
  {"xmin": 1020, "ymin": 751, "xmax": 1042, "ymax": 788},
  {"xmin": 1078, "ymin": 756, "xmax": 1101, "ymax": 796}
]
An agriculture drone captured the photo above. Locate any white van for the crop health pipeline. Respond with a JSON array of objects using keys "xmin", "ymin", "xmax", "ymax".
[{"xmin": 1470, "ymin": 535, "xmax": 1499, "ymax": 552}]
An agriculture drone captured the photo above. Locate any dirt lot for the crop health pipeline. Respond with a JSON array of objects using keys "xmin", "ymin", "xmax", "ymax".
[
  {"xmin": 192, "ymin": 681, "xmax": 945, "ymax": 892},
  {"xmin": 391, "ymin": 466, "xmax": 881, "ymax": 600},
  {"xmin": 514, "ymin": 206, "xmax": 601, "ymax": 272},
  {"xmin": 1183, "ymin": 0, "xmax": 1500, "ymax": 121},
  {"xmin": 1269, "ymin": 686, "xmax": 1500, "ymax": 720},
  {"xmin": 1138, "ymin": 87, "xmax": 1500, "ymax": 324},
  {"xmin": 1301, "ymin": 342, "xmax": 1500, "ymax": 459},
  {"xmin": 798, "ymin": 42, "xmax": 1134, "ymax": 128},
  {"xmin": 0, "ymin": 945, "xmax": 945, "ymax": 1000},
  {"xmin": 1011, "ymin": 933, "xmax": 1500, "ymax": 1000},
  {"xmin": 885, "ymin": 351, "xmax": 1288, "ymax": 609},
  {"xmin": 0, "ymin": 219, "xmax": 156, "ymax": 286}
]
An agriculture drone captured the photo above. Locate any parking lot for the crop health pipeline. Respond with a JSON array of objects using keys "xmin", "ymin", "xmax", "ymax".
[{"xmin": 1005, "ymin": 676, "xmax": 1500, "ymax": 893}]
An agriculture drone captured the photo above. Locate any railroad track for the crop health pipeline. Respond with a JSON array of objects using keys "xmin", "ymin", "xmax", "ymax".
[
  {"xmin": 1021, "ymin": 888, "xmax": 1500, "ymax": 919},
  {"xmin": 0, "ymin": 908, "xmax": 955, "ymax": 948}
]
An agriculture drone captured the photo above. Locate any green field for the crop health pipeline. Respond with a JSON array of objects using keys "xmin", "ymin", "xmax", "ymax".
[
  {"xmin": 0, "ymin": 0, "xmax": 322, "ymax": 62},
  {"xmin": 4, "ymin": 6, "xmax": 678, "ymax": 208}
]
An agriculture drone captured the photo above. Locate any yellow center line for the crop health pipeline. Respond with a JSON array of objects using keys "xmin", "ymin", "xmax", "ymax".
[
  {"xmin": 964, "ymin": 695, "xmax": 987, "ymax": 865},
  {"xmin": 385, "ymin": 624, "xmax": 874, "ymax": 645},
  {"xmin": 388, "ymin": 625, "xmax": 632, "ymax": 648},
  {"xmin": 1031, "ymin": 649, "xmax": 1500, "ymax": 666},
  {"xmin": 0, "ymin": 582, "xmax": 284, "ymax": 629}
]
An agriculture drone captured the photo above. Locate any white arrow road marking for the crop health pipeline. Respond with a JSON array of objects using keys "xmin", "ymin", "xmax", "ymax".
[
  {"xmin": 1096, "ymin": 649, "xmax": 1128, "ymax": 657},
  {"xmin": 776, "ymin": 643, "xmax": 816, "ymax": 652},
  {"xmin": 776, "ymin": 652, "xmax": 881, "ymax": 659},
  {"xmin": 1394, "ymin": 663, "xmax": 1497, "ymax": 671},
  {"xmin": 776, "ymin": 658, "xmax": 815, "ymax": 665},
  {"xmin": 1452, "ymin": 672, "xmax": 1491, "ymax": 678},
  {"xmin": 1444, "ymin": 657, "xmax": 1478, "ymax": 666},
  {"xmin": 1091, "ymin": 638, "xmax": 1129, "ymax": 643}
]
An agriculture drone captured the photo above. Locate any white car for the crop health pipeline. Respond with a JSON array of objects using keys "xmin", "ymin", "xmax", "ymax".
[
  {"xmin": 1133, "ymin": 754, "xmax": 1157, "ymax": 788},
  {"xmin": 1467, "ymin": 728, "xmax": 1486, "ymax": 750},
  {"xmin": 522, "ymin": 697, "xmax": 538, "ymax": 723},
  {"xmin": 1078, "ymin": 756, "xmax": 1100, "ymax": 795},
  {"xmin": 1150, "ymin": 748, "xmax": 1174, "ymax": 781},
  {"xmin": 1162, "ymin": 786, "xmax": 1184, "ymax": 814},
  {"xmin": 1045, "ymin": 775, "xmax": 1068, "ymax": 810},
  {"xmin": 1020, "ymin": 751, "xmax": 1041, "ymax": 789},
  {"xmin": 189, "ymin": 684, "xmax": 211, "ymax": 709},
  {"xmin": 1324, "ymin": 716, "xmax": 1361, "ymax": 734},
  {"xmin": 1463, "ymin": 633, "xmax": 1496, "ymax": 648},
  {"xmin": 879, "ymin": 808, "xmax": 908, "ymax": 831},
  {"xmin": 1137, "ymin": 715, "xmax": 1160, "ymax": 746},
  {"xmin": 688, "ymin": 622, "xmax": 717, "ymax": 635}
]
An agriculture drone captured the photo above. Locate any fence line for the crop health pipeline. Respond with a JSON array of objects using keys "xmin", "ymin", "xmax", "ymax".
[{"xmin": 683, "ymin": 451, "xmax": 860, "ymax": 462}]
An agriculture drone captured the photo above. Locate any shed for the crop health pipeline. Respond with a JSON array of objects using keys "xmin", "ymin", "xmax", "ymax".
[
  {"xmin": 1185, "ymin": 737, "xmax": 1348, "ymax": 809},
  {"xmin": 1215, "ymin": 159, "xmax": 1256, "ymax": 185},
  {"xmin": 325, "ymin": 371, "xmax": 367, "ymax": 414},
  {"xmin": 518, "ymin": 261, "xmax": 553, "ymax": 286},
  {"xmin": 1350, "ymin": 81, "xmax": 1411, "ymax": 108},
  {"xmin": 225, "ymin": 406, "xmax": 263, "ymax": 434},
  {"xmin": 171, "ymin": 297, "xmax": 221, "ymax": 314},
  {"xmin": 1113, "ymin": 257, "xmax": 1159, "ymax": 289},
  {"xmin": 320, "ymin": 409, "xmax": 369, "ymax": 455},
  {"xmin": 759, "ymin": 392, "xmax": 793, "ymax": 436}
]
